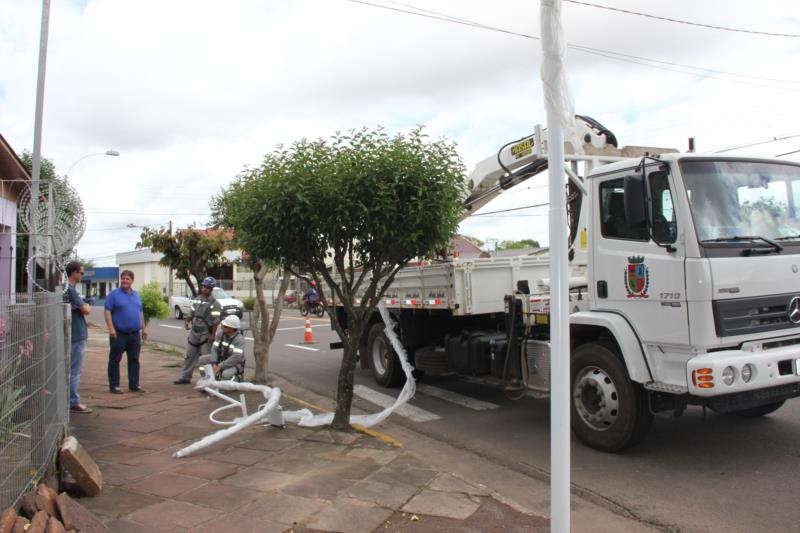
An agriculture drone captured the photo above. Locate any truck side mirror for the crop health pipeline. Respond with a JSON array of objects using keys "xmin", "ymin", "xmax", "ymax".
[{"xmin": 623, "ymin": 175, "xmax": 647, "ymax": 228}]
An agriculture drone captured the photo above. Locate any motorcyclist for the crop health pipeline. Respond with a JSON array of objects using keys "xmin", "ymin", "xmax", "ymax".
[{"xmin": 303, "ymin": 280, "xmax": 320, "ymax": 309}]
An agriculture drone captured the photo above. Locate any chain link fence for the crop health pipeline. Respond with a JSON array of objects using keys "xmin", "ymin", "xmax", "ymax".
[{"xmin": 0, "ymin": 292, "xmax": 68, "ymax": 508}]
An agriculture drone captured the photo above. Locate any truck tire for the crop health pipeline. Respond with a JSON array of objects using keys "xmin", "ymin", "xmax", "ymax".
[
  {"xmin": 571, "ymin": 342, "xmax": 653, "ymax": 452},
  {"xmin": 729, "ymin": 400, "xmax": 785, "ymax": 418},
  {"xmin": 174, "ymin": 306, "xmax": 183, "ymax": 320},
  {"xmin": 368, "ymin": 322, "xmax": 404, "ymax": 388}
]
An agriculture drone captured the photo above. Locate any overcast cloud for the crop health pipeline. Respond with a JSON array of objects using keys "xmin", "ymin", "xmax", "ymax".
[{"xmin": 1, "ymin": 0, "xmax": 798, "ymax": 262}]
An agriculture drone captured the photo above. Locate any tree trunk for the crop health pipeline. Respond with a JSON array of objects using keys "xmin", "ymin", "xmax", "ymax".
[
  {"xmin": 252, "ymin": 264, "xmax": 270, "ymax": 384},
  {"xmin": 331, "ymin": 324, "xmax": 361, "ymax": 429}
]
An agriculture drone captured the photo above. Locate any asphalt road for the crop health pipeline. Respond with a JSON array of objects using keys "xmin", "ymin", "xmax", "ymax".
[{"xmin": 89, "ymin": 306, "xmax": 800, "ymax": 533}]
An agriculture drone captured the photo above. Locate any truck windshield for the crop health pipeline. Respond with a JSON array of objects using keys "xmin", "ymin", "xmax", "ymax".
[{"xmin": 681, "ymin": 160, "xmax": 800, "ymax": 243}]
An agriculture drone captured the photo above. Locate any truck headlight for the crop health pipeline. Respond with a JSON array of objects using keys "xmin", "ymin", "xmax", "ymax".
[
  {"xmin": 722, "ymin": 366, "xmax": 736, "ymax": 386},
  {"xmin": 741, "ymin": 364, "xmax": 753, "ymax": 383}
]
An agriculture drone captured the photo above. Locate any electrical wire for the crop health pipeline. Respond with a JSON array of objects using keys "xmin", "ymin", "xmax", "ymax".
[
  {"xmin": 471, "ymin": 202, "xmax": 549, "ymax": 217},
  {"xmin": 342, "ymin": 0, "xmax": 800, "ymax": 89},
  {"xmin": 563, "ymin": 0, "xmax": 800, "ymax": 38}
]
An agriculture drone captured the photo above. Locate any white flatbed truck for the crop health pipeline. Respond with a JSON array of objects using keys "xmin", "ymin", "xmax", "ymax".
[{"xmin": 346, "ymin": 116, "xmax": 800, "ymax": 452}]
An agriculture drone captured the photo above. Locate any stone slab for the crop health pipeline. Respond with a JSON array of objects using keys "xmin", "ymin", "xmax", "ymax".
[
  {"xmin": 173, "ymin": 459, "xmax": 239, "ymax": 480},
  {"xmin": 59, "ymin": 437, "xmax": 103, "ymax": 497},
  {"xmin": 127, "ymin": 472, "xmax": 208, "ymax": 498},
  {"xmin": 402, "ymin": 489, "xmax": 481, "ymax": 520},
  {"xmin": 427, "ymin": 472, "xmax": 491, "ymax": 496},
  {"xmin": 78, "ymin": 486, "xmax": 159, "ymax": 520},
  {"xmin": 128, "ymin": 500, "xmax": 218, "ymax": 530},
  {"xmin": 306, "ymin": 497, "xmax": 394, "ymax": 533},
  {"xmin": 174, "ymin": 482, "xmax": 263, "ymax": 511},
  {"xmin": 223, "ymin": 468, "xmax": 300, "ymax": 492}
]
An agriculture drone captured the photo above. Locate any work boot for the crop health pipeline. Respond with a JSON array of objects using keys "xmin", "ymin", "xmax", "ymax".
[{"xmin": 173, "ymin": 378, "xmax": 191, "ymax": 385}]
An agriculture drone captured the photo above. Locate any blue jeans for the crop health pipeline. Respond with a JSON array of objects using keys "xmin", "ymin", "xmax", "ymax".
[
  {"xmin": 108, "ymin": 332, "xmax": 141, "ymax": 390},
  {"xmin": 70, "ymin": 339, "xmax": 87, "ymax": 407}
]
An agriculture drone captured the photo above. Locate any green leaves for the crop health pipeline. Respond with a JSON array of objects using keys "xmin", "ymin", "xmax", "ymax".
[{"xmin": 139, "ymin": 281, "xmax": 170, "ymax": 323}]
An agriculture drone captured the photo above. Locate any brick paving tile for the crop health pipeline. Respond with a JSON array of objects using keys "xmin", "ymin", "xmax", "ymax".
[
  {"xmin": 202, "ymin": 446, "xmax": 268, "ymax": 466},
  {"xmin": 303, "ymin": 429, "xmax": 359, "ymax": 445},
  {"xmin": 89, "ymin": 444, "xmax": 152, "ymax": 464},
  {"xmin": 115, "ymin": 417, "xmax": 178, "ymax": 434},
  {"xmin": 236, "ymin": 436, "xmax": 295, "ymax": 453},
  {"xmin": 174, "ymin": 482, "xmax": 266, "ymax": 510},
  {"xmin": 200, "ymin": 514, "xmax": 286, "ymax": 533},
  {"xmin": 238, "ymin": 491, "xmax": 327, "ymax": 526},
  {"xmin": 121, "ymin": 432, "xmax": 188, "ymax": 451},
  {"xmin": 345, "ymin": 448, "xmax": 399, "ymax": 465},
  {"xmin": 96, "ymin": 462, "xmax": 150, "ymax": 485},
  {"xmin": 254, "ymin": 455, "xmax": 332, "ymax": 476},
  {"xmin": 368, "ymin": 465, "xmax": 436, "ymax": 488},
  {"xmin": 173, "ymin": 459, "xmax": 239, "ymax": 480},
  {"xmin": 128, "ymin": 500, "xmax": 219, "ymax": 530},
  {"xmin": 104, "ymin": 518, "xmax": 174, "ymax": 533},
  {"xmin": 119, "ymin": 449, "xmax": 185, "ymax": 470},
  {"xmin": 127, "ymin": 472, "xmax": 208, "ymax": 498},
  {"xmin": 328, "ymin": 458, "xmax": 382, "ymax": 481},
  {"xmin": 223, "ymin": 468, "xmax": 300, "ymax": 492},
  {"xmin": 306, "ymin": 497, "xmax": 394, "ymax": 533},
  {"xmin": 78, "ymin": 486, "xmax": 160, "ymax": 519}
]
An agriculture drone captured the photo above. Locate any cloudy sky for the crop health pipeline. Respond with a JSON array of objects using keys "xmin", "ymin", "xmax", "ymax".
[{"xmin": 1, "ymin": 0, "xmax": 799, "ymax": 263}]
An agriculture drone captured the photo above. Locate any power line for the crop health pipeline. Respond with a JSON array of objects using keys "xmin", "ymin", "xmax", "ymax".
[
  {"xmin": 342, "ymin": 0, "xmax": 800, "ymax": 89},
  {"xmin": 775, "ymin": 148, "xmax": 800, "ymax": 158},
  {"xmin": 84, "ymin": 210, "xmax": 210, "ymax": 216},
  {"xmin": 712, "ymin": 132, "xmax": 800, "ymax": 153},
  {"xmin": 563, "ymin": 0, "xmax": 800, "ymax": 38}
]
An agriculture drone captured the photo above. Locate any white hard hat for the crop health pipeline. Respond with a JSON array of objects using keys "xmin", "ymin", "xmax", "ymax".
[{"xmin": 221, "ymin": 315, "xmax": 241, "ymax": 329}]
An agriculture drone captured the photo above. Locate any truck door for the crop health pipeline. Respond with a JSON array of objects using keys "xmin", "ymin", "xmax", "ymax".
[{"xmin": 592, "ymin": 171, "xmax": 689, "ymax": 347}]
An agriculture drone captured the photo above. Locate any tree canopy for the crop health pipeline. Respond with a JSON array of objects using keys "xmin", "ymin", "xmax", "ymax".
[
  {"xmin": 137, "ymin": 225, "xmax": 229, "ymax": 296},
  {"xmin": 497, "ymin": 238, "xmax": 541, "ymax": 250},
  {"xmin": 214, "ymin": 126, "xmax": 466, "ymax": 427}
]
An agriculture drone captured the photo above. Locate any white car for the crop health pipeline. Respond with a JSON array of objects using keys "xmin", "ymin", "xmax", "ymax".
[{"xmin": 169, "ymin": 287, "xmax": 244, "ymax": 320}]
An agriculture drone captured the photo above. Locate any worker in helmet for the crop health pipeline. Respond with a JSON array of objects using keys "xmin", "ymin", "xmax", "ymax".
[
  {"xmin": 198, "ymin": 314, "xmax": 246, "ymax": 381},
  {"xmin": 174, "ymin": 276, "xmax": 222, "ymax": 384}
]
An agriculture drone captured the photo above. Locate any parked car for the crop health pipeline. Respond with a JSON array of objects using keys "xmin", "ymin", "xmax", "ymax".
[
  {"xmin": 169, "ymin": 287, "xmax": 244, "ymax": 319},
  {"xmin": 283, "ymin": 289, "xmax": 298, "ymax": 307}
]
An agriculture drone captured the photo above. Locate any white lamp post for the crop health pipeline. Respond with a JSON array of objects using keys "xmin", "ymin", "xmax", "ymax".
[{"xmin": 64, "ymin": 149, "xmax": 120, "ymax": 180}]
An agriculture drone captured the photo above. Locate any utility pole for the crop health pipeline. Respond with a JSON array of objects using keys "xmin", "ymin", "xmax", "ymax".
[{"xmin": 27, "ymin": 0, "xmax": 51, "ymax": 296}]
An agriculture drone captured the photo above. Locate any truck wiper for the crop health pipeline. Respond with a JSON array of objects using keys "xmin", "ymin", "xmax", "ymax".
[
  {"xmin": 700, "ymin": 235, "xmax": 783, "ymax": 254},
  {"xmin": 774, "ymin": 234, "xmax": 800, "ymax": 241}
]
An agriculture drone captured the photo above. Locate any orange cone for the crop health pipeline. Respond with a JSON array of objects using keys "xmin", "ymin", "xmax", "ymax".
[{"xmin": 302, "ymin": 318, "xmax": 316, "ymax": 344}]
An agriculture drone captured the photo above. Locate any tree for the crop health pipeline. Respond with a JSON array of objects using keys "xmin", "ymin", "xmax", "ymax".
[
  {"xmin": 139, "ymin": 281, "xmax": 170, "ymax": 324},
  {"xmin": 497, "ymin": 238, "xmax": 541, "ymax": 250},
  {"xmin": 137, "ymin": 225, "xmax": 229, "ymax": 296},
  {"xmin": 211, "ymin": 175, "xmax": 290, "ymax": 385},
  {"xmin": 217, "ymin": 127, "xmax": 465, "ymax": 429}
]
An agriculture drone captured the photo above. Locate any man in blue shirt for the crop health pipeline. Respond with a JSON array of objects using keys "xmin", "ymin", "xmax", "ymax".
[
  {"xmin": 63, "ymin": 261, "xmax": 92, "ymax": 413},
  {"xmin": 104, "ymin": 270, "xmax": 148, "ymax": 393}
]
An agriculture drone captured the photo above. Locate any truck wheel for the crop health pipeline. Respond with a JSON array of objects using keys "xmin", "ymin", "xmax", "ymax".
[
  {"xmin": 174, "ymin": 306, "xmax": 183, "ymax": 320},
  {"xmin": 571, "ymin": 342, "xmax": 653, "ymax": 452},
  {"xmin": 729, "ymin": 400, "xmax": 785, "ymax": 418},
  {"xmin": 368, "ymin": 323, "xmax": 404, "ymax": 388}
]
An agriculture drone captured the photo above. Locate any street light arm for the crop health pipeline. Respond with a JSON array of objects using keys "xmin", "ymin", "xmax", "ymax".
[{"xmin": 64, "ymin": 150, "xmax": 120, "ymax": 178}]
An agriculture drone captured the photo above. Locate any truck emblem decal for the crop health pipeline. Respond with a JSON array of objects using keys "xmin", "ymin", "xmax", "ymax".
[
  {"xmin": 625, "ymin": 256, "xmax": 650, "ymax": 298},
  {"xmin": 788, "ymin": 296, "xmax": 800, "ymax": 324}
]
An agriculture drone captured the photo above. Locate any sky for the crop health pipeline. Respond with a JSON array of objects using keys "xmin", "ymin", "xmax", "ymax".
[{"xmin": 1, "ymin": 0, "xmax": 799, "ymax": 264}]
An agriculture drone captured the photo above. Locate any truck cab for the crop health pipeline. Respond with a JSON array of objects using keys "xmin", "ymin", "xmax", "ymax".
[{"xmin": 566, "ymin": 154, "xmax": 800, "ymax": 450}]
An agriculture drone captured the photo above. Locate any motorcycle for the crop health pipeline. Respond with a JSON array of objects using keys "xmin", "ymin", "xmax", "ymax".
[{"xmin": 300, "ymin": 299, "xmax": 325, "ymax": 318}]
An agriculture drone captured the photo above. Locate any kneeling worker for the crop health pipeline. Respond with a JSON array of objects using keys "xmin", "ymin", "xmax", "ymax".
[{"xmin": 198, "ymin": 315, "xmax": 246, "ymax": 380}]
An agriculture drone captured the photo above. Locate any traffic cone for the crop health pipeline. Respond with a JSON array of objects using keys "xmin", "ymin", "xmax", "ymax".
[{"xmin": 302, "ymin": 318, "xmax": 316, "ymax": 344}]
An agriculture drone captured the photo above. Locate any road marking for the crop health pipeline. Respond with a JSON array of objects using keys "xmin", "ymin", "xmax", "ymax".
[
  {"xmin": 415, "ymin": 383, "xmax": 500, "ymax": 410},
  {"xmin": 285, "ymin": 343, "xmax": 320, "ymax": 352},
  {"xmin": 276, "ymin": 326, "xmax": 308, "ymax": 332},
  {"xmin": 160, "ymin": 324, "xmax": 183, "ymax": 329},
  {"xmin": 353, "ymin": 385, "xmax": 440, "ymax": 422}
]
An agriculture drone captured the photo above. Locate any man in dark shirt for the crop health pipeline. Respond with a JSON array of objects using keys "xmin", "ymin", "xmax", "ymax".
[
  {"xmin": 104, "ymin": 270, "xmax": 147, "ymax": 393},
  {"xmin": 63, "ymin": 261, "xmax": 92, "ymax": 413}
]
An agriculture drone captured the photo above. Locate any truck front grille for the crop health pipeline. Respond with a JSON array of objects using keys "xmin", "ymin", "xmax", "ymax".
[{"xmin": 713, "ymin": 293, "xmax": 800, "ymax": 337}]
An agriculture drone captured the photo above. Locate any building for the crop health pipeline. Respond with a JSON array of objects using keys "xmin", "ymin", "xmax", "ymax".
[
  {"xmin": 81, "ymin": 266, "xmax": 119, "ymax": 304},
  {"xmin": 0, "ymin": 134, "xmax": 30, "ymax": 294}
]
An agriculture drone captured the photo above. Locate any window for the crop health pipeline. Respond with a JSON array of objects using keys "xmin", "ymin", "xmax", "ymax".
[
  {"xmin": 600, "ymin": 178, "xmax": 648, "ymax": 240},
  {"xmin": 649, "ymin": 171, "xmax": 677, "ymax": 244}
]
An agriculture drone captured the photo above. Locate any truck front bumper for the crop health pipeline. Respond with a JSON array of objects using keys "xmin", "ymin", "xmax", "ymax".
[{"xmin": 687, "ymin": 336, "xmax": 800, "ymax": 397}]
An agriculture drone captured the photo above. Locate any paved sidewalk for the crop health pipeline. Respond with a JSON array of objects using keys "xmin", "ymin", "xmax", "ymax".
[{"xmin": 68, "ymin": 327, "xmax": 654, "ymax": 532}]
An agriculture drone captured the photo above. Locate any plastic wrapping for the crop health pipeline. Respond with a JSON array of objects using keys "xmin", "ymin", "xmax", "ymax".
[
  {"xmin": 175, "ymin": 302, "xmax": 418, "ymax": 457},
  {"xmin": 540, "ymin": 0, "xmax": 582, "ymax": 155}
]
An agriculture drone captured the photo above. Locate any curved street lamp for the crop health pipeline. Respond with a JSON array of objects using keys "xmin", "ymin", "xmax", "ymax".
[{"xmin": 64, "ymin": 149, "xmax": 120, "ymax": 179}]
